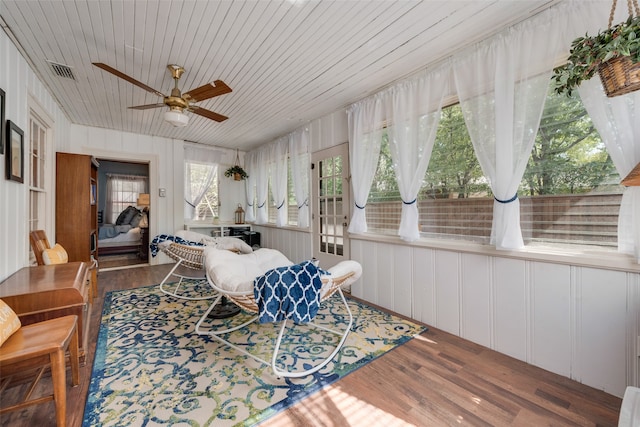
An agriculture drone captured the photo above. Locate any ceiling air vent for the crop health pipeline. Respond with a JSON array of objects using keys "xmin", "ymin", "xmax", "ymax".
[{"xmin": 47, "ymin": 60, "xmax": 76, "ymax": 80}]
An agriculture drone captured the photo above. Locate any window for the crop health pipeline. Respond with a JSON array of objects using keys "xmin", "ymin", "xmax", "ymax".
[
  {"xmin": 287, "ymin": 159, "xmax": 298, "ymax": 226},
  {"xmin": 184, "ymin": 161, "xmax": 219, "ymax": 221},
  {"xmin": 106, "ymin": 174, "xmax": 148, "ymax": 223},
  {"xmin": 268, "ymin": 159, "xmax": 299, "ymax": 226},
  {"xmin": 29, "ymin": 113, "xmax": 48, "ymax": 232},
  {"xmin": 365, "ymin": 87, "xmax": 621, "ymax": 249}
]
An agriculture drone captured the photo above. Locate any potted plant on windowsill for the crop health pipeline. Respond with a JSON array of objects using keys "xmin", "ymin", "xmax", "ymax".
[
  {"xmin": 224, "ymin": 165, "xmax": 248, "ymax": 181},
  {"xmin": 553, "ymin": 10, "xmax": 640, "ymax": 98}
]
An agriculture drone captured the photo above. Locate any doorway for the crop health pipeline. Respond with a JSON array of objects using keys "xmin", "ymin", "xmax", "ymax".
[
  {"xmin": 96, "ymin": 159, "xmax": 150, "ymax": 270},
  {"xmin": 311, "ymin": 143, "xmax": 350, "ymax": 268}
]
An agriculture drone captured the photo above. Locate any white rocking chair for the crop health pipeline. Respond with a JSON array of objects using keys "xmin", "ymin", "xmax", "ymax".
[{"xmin": 195, "ymin": 247, "xmax": 362, "ymax": 378}]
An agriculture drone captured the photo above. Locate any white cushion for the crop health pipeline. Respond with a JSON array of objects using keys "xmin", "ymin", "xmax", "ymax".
[
  {"xmin": 204, "ymin": 247, "xmax": 292, "ymax": 293},
  {"xmin": 199, "ymin": 236, "xmax": 253, "ymax": 253}
]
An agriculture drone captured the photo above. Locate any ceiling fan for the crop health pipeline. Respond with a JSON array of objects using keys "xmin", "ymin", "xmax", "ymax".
[{"xmin": 92, "ymin": 63, "xmax": 232, "ymax": 127}]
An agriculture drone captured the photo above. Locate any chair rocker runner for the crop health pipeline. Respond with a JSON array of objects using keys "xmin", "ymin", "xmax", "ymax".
[{"xmin": 196, "ymin": 247, "xmax": 362, "ymax": 378}]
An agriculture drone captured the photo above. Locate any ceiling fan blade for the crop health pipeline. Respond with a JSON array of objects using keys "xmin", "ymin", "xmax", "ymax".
[
  {"xmin": 129, "ymin": 103, "xmax": 165, "ymax": 110},
  {"xmin": 93, "ymin": 63, "xmax": 165, "ymax": 97},
  {"xmin": 190, "ymin": 106, "xmax": 228, "ymax": 122},
  {"xmin": 183, "ymin": 80, "xmax": 232, "ymax": 102}
]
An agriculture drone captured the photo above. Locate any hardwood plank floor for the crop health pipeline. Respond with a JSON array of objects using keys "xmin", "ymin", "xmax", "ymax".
[{"xmin": 0, "ymin": 264, "xmax": 622, "ymax": 426}]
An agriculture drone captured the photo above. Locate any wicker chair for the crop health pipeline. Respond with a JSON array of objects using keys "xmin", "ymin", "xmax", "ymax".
[
  {"xmin": 157, "ymin": 232, "xmax": 253, "ymax": 301},
  {"xmin": 196, "ymin": 247, "xmax": 362, "ymax": 378},
  {"xmin": 158, "ymin": 242, "xmax": 214, "ymax": 301}
]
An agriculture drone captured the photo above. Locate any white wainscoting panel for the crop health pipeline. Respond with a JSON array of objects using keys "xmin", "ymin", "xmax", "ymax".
[
  {"xmin": 392, "ymin": 245, "xmax": 413, "ymax": 318},
  {"xmin": 434, "ymin": 250, "xmax": 460, "ymax": 335},
  {"xmin": 376, "ymin": 243, "xmax": 396, "ymax": 314},
  {"xmin": 412, "ymin": 246, "xmax": 436, "ymax": 326},
  {"xmin": 530, "ymin": 262, "xmax": 571, "ymax": 377},
  {"xmin": 254, "ymin": 226, "xmax": 312, "ymax": 264},
  {"xmin": 576, "ymin": 267, "xmax": 628, "ymax": 395},
  {"xmin": 461, "ymin": 253, "xmax": 492, "ymax": 348},
  {"xmin": 493, "ymin": 256, "xmax": 527, "ymax": 362}
]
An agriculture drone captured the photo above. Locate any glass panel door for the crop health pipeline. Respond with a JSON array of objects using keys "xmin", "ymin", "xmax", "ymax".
[{"xmin": 312, "ymin": 143, "xmax": 350, "ymax": 268}]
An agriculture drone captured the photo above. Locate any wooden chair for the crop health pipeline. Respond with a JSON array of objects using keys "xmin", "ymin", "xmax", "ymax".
[
  {"xmin": 29, "ymin": 230, "xmax": 52, "ymax": 266},
  {"xmin": 0, "ymin": 315, "xmax": 80, "ymax": 427}
]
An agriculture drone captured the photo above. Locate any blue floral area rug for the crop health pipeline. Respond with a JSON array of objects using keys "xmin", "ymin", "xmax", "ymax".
[{"xmin": 83, "ymin": 281, "xmax": 427, "ymax": 426}]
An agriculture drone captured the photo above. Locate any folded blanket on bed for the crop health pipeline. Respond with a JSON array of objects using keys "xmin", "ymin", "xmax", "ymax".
[
  {"xmin": 253, "ymin": 260, "xmax": 327, "ymax": 324},
  {"xmin": 98, "ymin": 224, "xmax": 132, "ymax": 239}
]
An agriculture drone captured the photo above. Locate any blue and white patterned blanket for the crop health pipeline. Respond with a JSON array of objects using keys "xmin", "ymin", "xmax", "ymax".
[
  {"xmin": 149, "ymin": 234, "xmax": 204, "ymax": 257},
  {"xmin": 253, "ymin": 260, "xmax": 328, "ymax": 324}
]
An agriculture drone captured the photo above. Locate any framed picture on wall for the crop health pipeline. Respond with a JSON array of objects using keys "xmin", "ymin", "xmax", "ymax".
[
  {"xmin": 0, "ymin": 89, "xmax": 5, "ymax": 155},
  {"xmin": 6, "ymin": 120, "xmax": 24, "ymax": 183}
]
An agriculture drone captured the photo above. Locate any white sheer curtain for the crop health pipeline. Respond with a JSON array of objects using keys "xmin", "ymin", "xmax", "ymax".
[
  {"xmin": 105, "ymin": 174, "xmax": 148, "ymax": 223},
  {"xmin": 184, "ymin": 145, "xmax": 223, "ymax": 221},
  {"xmin": 347, "ymin": 94, "xmax": 384, "ymax": 234},
  {"xmin": 270, "ymin": 137, "xmax": 289, "ymax": 227},
  {"xmin": 289, "ymin": 127, "xmax": 310, "ymax": 228},
  {"xmin": 244, "ymin": 150, "xmax": 257, "ymax": 223},
  {"xmin": 452, "ymin": 7, "xmax": 565, "ymax": 249},
  {"xmin": 579, "ymin": 79, "xmax": 640, "ymax": 261},
  {"xmin": 383, "ymin": 64, "xmax": 450, "ymax": 241},
  {"xmin": 255, "ymin": 146, "xmax": 270, "ymax": 225}
]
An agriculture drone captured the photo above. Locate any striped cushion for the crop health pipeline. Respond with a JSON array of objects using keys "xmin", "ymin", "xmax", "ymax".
[
  {"xmin": 42, "ymin": 243, "xmax": 68, "ymax": 265},
  {"xmin": 0, "ymin": 299, "xmax": 21, "ymax": 346}
]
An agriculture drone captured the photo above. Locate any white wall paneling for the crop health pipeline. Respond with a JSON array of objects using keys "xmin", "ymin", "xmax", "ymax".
[
  {"xmin": 254, "ymin": 226, "xmax": 312, "ymax": 264},
  {"xmin": 461, "ymin": 253, "xmax": 492, "ymax": 348},
  {"xmin": 575, "ymin": 268, "xmax": 628, "ymax": 395},
  {"xmin": 530, "ymin": 262, "xmax": 571, "ymax": 377},
  {"xmin": 349, "ymin": 237, "xmax": 639, "ymax": 398},
  {"xmin": 412, "ymin": 246, "xmax": 436, "ymax": 326},
  {"xmin": 0, "ymin": 27, "xmax": 71, "ymax": 281},
  {"xmin": 493, "ymin": 256, "xmax": 527, "ymax": 362}
]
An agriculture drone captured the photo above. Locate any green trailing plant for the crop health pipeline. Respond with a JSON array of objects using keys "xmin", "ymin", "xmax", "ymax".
[
  {"xmin": 553, "ymin": 14, "xmax": 640, "ymax": 96},
  {"xmin": 224, "ymin": 164, "xmax": 249, "ymax": 180}
]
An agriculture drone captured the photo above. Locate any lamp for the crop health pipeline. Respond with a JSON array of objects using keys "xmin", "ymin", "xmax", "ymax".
[
  {"xmin": 164, "ymin": 109, "xmax": 189, "ymax": 127},
  {"xmin": 137, "ymin": 193, "xmax": 150, "ymax": 207},
  {"xmin": 137, "ymin": 193, "xmax": 150, "ymax": 228}
]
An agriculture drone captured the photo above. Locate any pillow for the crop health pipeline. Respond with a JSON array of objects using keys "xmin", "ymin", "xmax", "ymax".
[
  {"xmin": 129, "ymin": 211, "xmax": 143, "ymax": 228},
  {"xmin": 116, "ymin": 206, "xmax": 139, "ymax": 225},
  {"xmin": 0, "ymin": 299, "xmax": 21, "ymax": 346},
  {"xmin": 42, "ymin": 243, "xmax": 69, "ymax": 265}
]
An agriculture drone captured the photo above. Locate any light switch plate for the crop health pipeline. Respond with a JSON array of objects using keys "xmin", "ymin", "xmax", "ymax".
[{"xmin": 159, "ymin": 188, "xmax": 166, "ymax": 197}]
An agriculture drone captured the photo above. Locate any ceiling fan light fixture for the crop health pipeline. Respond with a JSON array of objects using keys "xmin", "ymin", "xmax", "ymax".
[{"xmin": 164, "ymin": 109, "xmax": 189, "ymax": 127}]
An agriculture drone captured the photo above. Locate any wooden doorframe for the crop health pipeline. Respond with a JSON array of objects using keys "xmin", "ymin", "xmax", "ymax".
[{"xmin": 311, "ymin": 143, "xmax": 350, "ymax": 268}]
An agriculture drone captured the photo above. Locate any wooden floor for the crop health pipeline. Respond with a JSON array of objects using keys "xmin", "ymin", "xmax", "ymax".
[{"xmin": 0, "ymin": 264, "xmax": 622, "ymax": 426}]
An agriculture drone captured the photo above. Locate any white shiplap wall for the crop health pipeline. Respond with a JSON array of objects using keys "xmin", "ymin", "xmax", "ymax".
[{"xmin": 0, "ymin": 27, "xmax": 71, "ymax": 282}]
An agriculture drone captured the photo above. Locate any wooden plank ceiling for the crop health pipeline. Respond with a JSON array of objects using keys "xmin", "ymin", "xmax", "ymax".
[{"xmin": 1, "ymin": 0, "xmax": 559, "ymax": 151}]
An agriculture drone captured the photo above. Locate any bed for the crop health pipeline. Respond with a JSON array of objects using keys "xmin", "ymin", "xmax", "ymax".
[{"xmin": 97, "ymin": 206, "xmax": 148, "ymax": 256}]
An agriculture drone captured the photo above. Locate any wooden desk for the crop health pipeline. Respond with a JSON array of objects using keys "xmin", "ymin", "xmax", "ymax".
[{"xmin": 0, "ymin": 262, "xmax": 92, "ymax": 362}]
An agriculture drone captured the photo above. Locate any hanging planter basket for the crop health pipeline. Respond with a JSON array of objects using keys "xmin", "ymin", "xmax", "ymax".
[
  {"xmin": 598, "ymin": 55, "xmax": 640, "ymax": 97},
  {"xmin": 553, "ymin": 0, "xmax": 640, "ymax": 98},
  {"xmin": 224, "ymin": 150, "xmax": 249, "ymax": 181}
]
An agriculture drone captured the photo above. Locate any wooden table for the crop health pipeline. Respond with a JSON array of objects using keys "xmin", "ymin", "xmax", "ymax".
[{"xmin": 0, "ymin": 262, "xmax": 92, "ymax": 363}]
